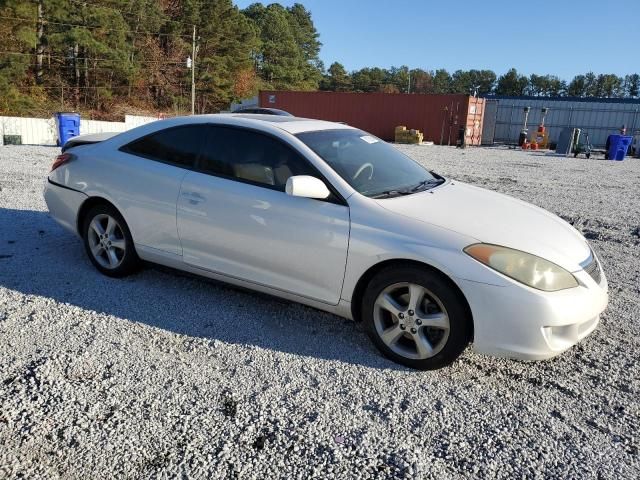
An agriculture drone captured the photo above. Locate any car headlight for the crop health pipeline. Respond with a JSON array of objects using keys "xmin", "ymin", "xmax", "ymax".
[{"xmin": 464, "ymin": 243, "xmax": 578, "ymax": 292}]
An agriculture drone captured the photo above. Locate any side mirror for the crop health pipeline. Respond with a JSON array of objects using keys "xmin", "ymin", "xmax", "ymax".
[{"xmin": 285, "ymin": 175, "xmax": 331, "ymax": 200}]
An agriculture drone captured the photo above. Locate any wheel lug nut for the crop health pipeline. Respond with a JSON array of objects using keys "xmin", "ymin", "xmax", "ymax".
[
  {"xmin": 398, "ymin": 313, "xmax": 405, "ymax": 319},
  {"xmin": 400, "ymin": 324, "xmax": 406, "ymax": 330},
  {"xmin": 408, "ymin": 310, "xmax": 414, "ymax": 316},
  {"xmin": 410, "ymin": 328, "xmax": 417, "ymax": 334},
  {"xmin": 416, "ymin": 319, "xmax": 422, "ymax": 325}
]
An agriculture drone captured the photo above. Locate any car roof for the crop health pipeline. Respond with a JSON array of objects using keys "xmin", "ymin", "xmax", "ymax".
[
  {"xmin": 213, "ymin": 113, "xmax": 354, "ymax": 135},
  {"xmin": 107, "ymin": 114, "xmax": 356, "ymax": 147},
  {"xmin": 232, "ymin": 107, "xmax": 292, "ymax": 116}
]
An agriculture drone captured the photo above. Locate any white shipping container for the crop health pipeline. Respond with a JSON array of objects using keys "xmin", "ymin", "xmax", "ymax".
[{"xmin": 483, "ymin": 96, "xmax": 640, "ymax": 148}]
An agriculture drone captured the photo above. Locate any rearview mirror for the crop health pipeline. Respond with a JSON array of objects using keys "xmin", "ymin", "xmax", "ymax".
[{"xmin": 285, "ymin": 175, "xmax": 331, "ymax": 200}]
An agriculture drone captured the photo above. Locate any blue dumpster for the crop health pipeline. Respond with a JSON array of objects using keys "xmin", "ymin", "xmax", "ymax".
[
  {"xmin": 54, "ymin": 112, "xmax": 80, "ymax": 147},
  {"xmin": 606, "ymin": 135, "xmax": 633, "ymax": 161}
]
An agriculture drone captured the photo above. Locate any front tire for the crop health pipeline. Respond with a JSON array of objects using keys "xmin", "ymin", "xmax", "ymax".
[
  {"xmin": 362, "ymin": 265, "xmax": 472, "ymax": 370},
  {"xmin": 82, "ymin": 204, "xmax": 140, "ymax": 277}
]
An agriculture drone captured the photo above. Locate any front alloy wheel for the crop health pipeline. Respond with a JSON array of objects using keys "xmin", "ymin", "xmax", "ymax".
[
  {"xmin": 373, "ymin": 282, "xmax": 450, "ymax": 360},
  {"xmin": 362, "ymin": 265, "xmax": 472, "ymax": 370}
]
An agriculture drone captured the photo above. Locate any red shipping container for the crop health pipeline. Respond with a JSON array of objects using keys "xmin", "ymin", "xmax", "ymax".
[{"xmin": 259, "ymin": 91, "xmax": 485, "ymax": 145}]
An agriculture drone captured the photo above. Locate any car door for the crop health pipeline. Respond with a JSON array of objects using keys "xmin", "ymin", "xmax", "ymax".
[
  {"xmin": 176, "ymin": 125, "xmax": 350, "ymax": 305},
  {"xmin": 116, "ymin": 125, "xmax": 206, "ymax": 255}
]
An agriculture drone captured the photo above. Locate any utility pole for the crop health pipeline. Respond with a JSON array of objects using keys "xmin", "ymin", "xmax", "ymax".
[
  {"xmin": 191, "ymin": 24, "xmax": 196, "ymax": 115},
  {"xmin": 407, "ymin": 68, "xmax": 411, "ymax": 94},
  {"xmin": 35, "ymin": 0, "xmax": 44, "ymax": 85}
]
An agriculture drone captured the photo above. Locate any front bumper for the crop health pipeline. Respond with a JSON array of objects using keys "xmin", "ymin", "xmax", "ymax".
[{"xmin": 457, "ymin": 267, "xmax": 608, "ymax": 360}]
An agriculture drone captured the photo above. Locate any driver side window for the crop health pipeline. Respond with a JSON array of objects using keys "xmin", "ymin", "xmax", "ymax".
[{"xmin": 198, "ymin": 126, "xmax": 316, "ymax": 190}]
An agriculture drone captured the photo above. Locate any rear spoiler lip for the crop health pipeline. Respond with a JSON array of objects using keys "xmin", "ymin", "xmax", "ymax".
[{"xmin": 61, "ymin": 132, "xmax": 120, "ymax": 152}]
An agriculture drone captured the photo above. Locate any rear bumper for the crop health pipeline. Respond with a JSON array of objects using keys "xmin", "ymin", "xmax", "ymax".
[
  {"xmin": 457, "ymin": 269, "xmax": 608, "ymax": 361},
  {"xmin": 43, "ymin": 179, "xmax": 87, "ymax": 236}
]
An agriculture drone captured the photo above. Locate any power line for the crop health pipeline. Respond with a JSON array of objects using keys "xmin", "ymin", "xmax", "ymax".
[
  {"xmin": 0, "ymin": 50, "xmax": 188, "ymax": 66},
  {"xmin": 66, "ymin": 0, "xmax": 197, "ymax": 28},
  {"xmin": 0, "ymin": 15, "xmax": 192, "ymax": 39},
  {"xmin": 17, "ymin": 84, "xmax": 187, "ymax": 90}
]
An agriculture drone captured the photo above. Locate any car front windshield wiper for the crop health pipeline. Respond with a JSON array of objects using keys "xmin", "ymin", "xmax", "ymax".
[
  {"xmin": 409, "ymin": 178, "xmax": 446, "ymax": 192},
  {"xmin": 369, "ymin": 176, "xmax": 446, "ymax": 199},
  {"xmin": 370, "ymin": 178, "xmax": 446, "ymax": 199},
  {"xmin": 370, "ymin": 189, "xmax": 413, "ymax": 199}
]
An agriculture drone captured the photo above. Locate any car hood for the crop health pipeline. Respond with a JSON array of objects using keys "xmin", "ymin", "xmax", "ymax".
[{"xmin": 375, "ymin": 181, "xmax": 590, "ymax": 272}]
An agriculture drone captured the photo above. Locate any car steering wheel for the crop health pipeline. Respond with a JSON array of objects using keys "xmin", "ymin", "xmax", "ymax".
[{"xmin": 353, "ymin": 162, "xmax": 374, "ymax": 182}]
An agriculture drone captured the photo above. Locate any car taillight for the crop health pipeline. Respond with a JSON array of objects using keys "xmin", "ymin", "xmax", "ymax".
[{"xmin": 51, "ymin": 153, "xmax": 72, "ymax": 172}]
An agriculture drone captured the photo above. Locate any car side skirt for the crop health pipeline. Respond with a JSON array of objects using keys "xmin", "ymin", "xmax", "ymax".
[{"xmin": 135, "ymin": 244, "xmax": 354, "ymax": 320}]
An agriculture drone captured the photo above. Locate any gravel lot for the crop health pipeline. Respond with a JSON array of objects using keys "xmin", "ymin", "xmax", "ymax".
[{"xmin": 1, "ymin": 144, "xmax": 639, "ymax": 479}]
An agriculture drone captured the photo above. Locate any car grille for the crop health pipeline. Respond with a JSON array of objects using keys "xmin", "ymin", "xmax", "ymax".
[{"xmin": 583, "ymin": 255, "xmax": 602, "ymax": 284}]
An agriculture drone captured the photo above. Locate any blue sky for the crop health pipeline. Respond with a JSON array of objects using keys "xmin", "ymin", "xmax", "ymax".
[{"xmin": 235, "ymin": 0, "xmax": 640, "ymax": 80}]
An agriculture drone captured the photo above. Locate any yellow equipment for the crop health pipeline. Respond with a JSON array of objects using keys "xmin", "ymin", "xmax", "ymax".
[{"xmin": 395, "ymin": 126, "xmax": 424, "ymax": 144}]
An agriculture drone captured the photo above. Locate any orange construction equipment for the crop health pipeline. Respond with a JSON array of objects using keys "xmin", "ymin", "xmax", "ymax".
[{"xmin": 534, "ymin": 108, "xmax": 550, "ymax": 149}]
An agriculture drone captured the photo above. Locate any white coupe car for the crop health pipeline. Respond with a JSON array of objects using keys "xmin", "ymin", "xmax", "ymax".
[{"xmin": 44, "ymin": 114, "xmax": 608, "ymax": 369}]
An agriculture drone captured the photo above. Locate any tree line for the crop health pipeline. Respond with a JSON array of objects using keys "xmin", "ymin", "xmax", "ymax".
[
  {"xmin": 0, "ymin": 1, "xmax": 638, "ymax": 119},
  {"xmin": 320, "ymin": 64, "xmax": 640, "ymax": 99}
]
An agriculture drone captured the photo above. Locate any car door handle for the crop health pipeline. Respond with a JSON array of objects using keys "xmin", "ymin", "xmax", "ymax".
[{"xmin": 181, "ymin": 191, "xmax": 206, "ymax": 204}]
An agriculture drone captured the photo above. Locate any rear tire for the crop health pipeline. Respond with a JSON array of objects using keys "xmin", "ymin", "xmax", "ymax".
[
  {"xmin": 82, "ymin": 204, "xmax": 140, "ymax": 277},
  {"xmin": 362, "ymin": 265, "xmax": 472, "ymax": 370}
]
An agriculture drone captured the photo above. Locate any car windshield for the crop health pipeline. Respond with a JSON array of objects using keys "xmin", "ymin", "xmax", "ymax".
[{"xmin": 296, "ymin": 129, "xmax": 441, "ymax": 198}]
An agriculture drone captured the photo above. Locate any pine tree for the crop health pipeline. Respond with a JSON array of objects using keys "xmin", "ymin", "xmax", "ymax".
[
  {"xmin": 432, "ymin": 69, "xmax": 451, "ymax": 94},
  {"xmin": 495, "ymin": 68, "xmax": 528, "ymax": 96},
  {"xmin": 286, "ymin": 3, "xmax": 322, "ymax": 89},
  {"xmin": 625, "ymin": 74, "xmax": 640, "ymax": 98},
  {"xmin": 0, "ymin": 0, "xmax": 40, "ymax": 113},
  {"xmin": 243, "ymin": 4, "xmax": 300, "ymax": 89},
  {"xmin": 584, "ymin": 72, "xmax": 598, "ymax": 97},
  {"xmin": 451, "ymin": 70, "xmax": 472, "ymax": 94},
  {"xmin": 192, "ymin": 0, "xmax": 258, "ymax": 112},
  {"xmin": 321, "ymin": 62, "xmax": 351, "ymax": 91},
  {"xmin": 568, "ymin": 75, "xmax": 586, "ymax": 97},
  {"xmin": 473, "ymin": 70, "xmax": 497, "ymax": 95}
]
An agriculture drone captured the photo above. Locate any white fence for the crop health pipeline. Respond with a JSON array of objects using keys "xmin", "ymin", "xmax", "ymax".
[{"xmin": 0, "ymin": 114, "xmax": 158, "ymax": 146}]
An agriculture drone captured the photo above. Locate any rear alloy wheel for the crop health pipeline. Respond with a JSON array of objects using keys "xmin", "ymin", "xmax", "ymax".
[
  {"xmin": 362, "ymin": 266, "xmax": 471, "ymax": 370},
  {"xmin": 83, "ymin": 204, "xmax": 140, "ymax": 277}
]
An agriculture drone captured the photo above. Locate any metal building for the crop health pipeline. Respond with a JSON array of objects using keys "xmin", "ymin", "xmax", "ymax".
[
  {"xmin": 259, "ymin": 91, "xmax": 486, "ymax": 145},
  {"xmin": 482, "ymin": 95, "xmax": 640, "ymax": 148}
]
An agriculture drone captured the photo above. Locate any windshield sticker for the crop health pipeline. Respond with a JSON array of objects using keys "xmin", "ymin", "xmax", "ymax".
[{"xmin": 360, "ymin": 135, "xmax": 379, "ymax": 144}]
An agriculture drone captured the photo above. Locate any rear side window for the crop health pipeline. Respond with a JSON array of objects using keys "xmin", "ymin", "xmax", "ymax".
[
  {"xmin": 121, "ymin": 125, "xmax": 207, "ymax": 168},
  {"xmin": 198, "ymin": 126, "xmax": 316, "ymax": 190}
]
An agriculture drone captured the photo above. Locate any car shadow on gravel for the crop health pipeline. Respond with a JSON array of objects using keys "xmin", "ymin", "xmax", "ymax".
[{"xmin": 0, "ymin": 207, "xmax": 401, "ymax": 370}]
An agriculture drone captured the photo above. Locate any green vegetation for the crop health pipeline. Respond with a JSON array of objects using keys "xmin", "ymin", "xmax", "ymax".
[
  {"xmin": 0, "ymin": 0, "xmax": 321, "ymax": 118},
  {"xmin": 1, "ymin": 1, "xmax": 638, "ymax": 119}
]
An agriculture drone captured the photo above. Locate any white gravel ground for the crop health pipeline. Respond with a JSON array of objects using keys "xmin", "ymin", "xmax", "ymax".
[{"xmin": 0, "ymin": 144, "xmax": 639, "ymax": 479}]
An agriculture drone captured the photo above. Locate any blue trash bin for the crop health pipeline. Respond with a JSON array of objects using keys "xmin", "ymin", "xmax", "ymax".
[
  {"xmin": 606, "ymin": 134, "xmax": 633, "ymax": 161},
  {"xmin": 54, "ymin": 112, "xmax": 80, "ymax": 147}
]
